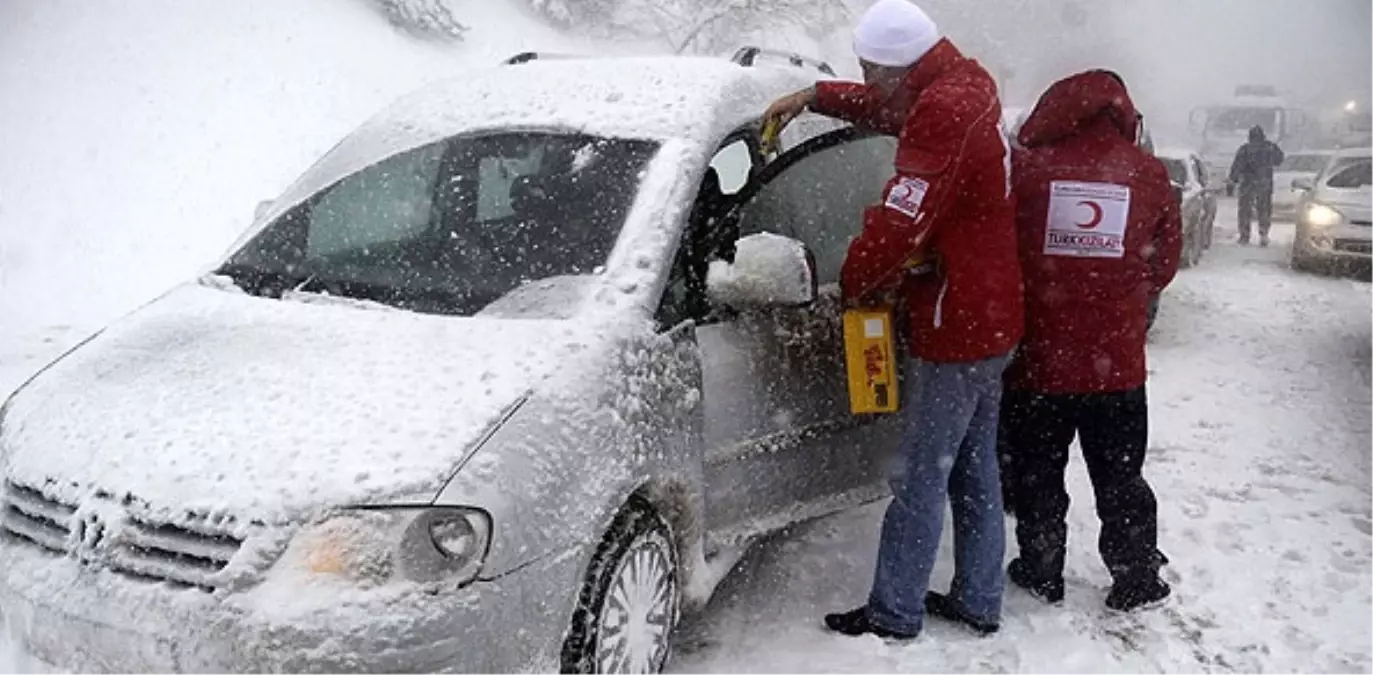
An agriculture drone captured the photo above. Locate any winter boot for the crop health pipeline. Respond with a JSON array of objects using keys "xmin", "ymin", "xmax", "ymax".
[
  {"xmin": 823, "ymin": 607, "xmax": 918, "ymax": 640},
  {"xmin": 1007, "ymin": 558, "xmax": 1065, "ymax": 604},
  {"xmin": 1105, "ymin": 573, "xmax": 1171, "ymax": 612},
  {"xmin": 1238, "ymin": 233, "xmax": 1251, "ymax": 245},
  {"xmin": 1260, "ymin": 233, "xmax": 1271, "ymax": 247},
  {"xmin": 924, "ymin": 592, "xmax": 999, "ymax": 635}
]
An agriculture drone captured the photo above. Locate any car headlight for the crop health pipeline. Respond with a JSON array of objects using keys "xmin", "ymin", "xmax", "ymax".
[
  {"xmin": 1305, "ymin": 203, "xmax": 1344, "ymax": 228},
  {"xmin": 286, "ymin": 507, "xmax": 491, "ymax": 587}
]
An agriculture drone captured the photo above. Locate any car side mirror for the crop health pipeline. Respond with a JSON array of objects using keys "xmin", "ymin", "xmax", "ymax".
[
  {"xmin": 254, "ymin": 199, "xmax": 274, "ymax": 221},
  {"xmin": 706, "ymin": 232, "xmax": 817, "ymax": 309},
  {"xmin": 1292, "ymin": 177, "xmax": 1315, "ymax": 191}
]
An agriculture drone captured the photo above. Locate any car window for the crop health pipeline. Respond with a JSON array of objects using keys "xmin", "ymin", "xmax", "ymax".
[
  {"xmin": 733, "ymin": 134, "xmax": 897, "ymax": 284},
  {"xmin": 1324, "ymin": 159, "xmax": 1372, "ymax": 189},
  {"xmin": 657, "ymin": 136, "xmax": 760, "ymax": 329},
  {"xmin": 708, "ymin": 139, "xmax": 753, "ymax": 195},
  {"xmin": 1207, "ymin": 107, "xmax": 1281, "ymax": 133},
  {"xmin": 476, "ymin": 144, "xmax": 545, "ymax": 221},
  {"xmin": 220, "ymin": 131, "xmax": 660, "ymax": 317},
  {"xmin": 307, "ymin": 143, "xmax": 446, "ymax": 258}
]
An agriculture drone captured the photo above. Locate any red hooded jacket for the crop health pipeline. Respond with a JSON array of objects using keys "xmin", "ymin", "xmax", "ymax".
[
  {"xmin": 813, "ymin": 39, "xmax": 1023, "ymax": 363},
  {"xmin": 1005, "ymin": 71, "xmax": 1183, "ymax": 394}
]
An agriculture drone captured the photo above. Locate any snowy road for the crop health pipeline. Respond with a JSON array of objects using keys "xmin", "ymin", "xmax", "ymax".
[
  {"xmin": 667, "ymin": 212, "xmax": 1372, "ymax": 673},
  {"xmin": 1, "ymin": 212, "xmax": 1370, "ymax": 672}
]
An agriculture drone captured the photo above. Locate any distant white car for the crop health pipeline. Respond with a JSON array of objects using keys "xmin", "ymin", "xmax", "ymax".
[
  {"xmin": 1273, "ymin": 150, "xmax": 1334, "ymax": 218},
  {"xmin": 0, "ymin": 51, "xmax": 904, "ymax": 673},
  {"xmin": 1291, "ymin": 147, "xmax": 1372, "ymax": 272}
]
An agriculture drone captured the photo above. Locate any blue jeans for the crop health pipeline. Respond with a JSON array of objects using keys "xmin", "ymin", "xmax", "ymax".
[{"xmin": 867, "ymin": 352, "xmax": 1012, "ymax": 634}]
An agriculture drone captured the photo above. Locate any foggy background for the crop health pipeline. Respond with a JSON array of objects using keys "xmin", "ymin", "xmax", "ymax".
[{"xmin": 903, "ymin": 0, "xmax": 1371, "ymax": 144}]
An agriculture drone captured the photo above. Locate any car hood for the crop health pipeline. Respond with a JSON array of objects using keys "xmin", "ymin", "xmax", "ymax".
[
  {"xmin": 0, "ymin": 283, "xmax": 604, "ymax": 524},
  {"xmin": 1317, "ymin": 186, "xmax": 1373, "ymax": 222}
]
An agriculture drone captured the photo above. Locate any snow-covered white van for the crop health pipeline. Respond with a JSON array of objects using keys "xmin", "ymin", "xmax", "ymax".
[{"xmin": 0, "ymin": 52, "xmax": 906, "ymax": 673}]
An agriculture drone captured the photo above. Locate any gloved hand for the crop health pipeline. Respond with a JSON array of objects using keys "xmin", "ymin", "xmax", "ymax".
[{"xmin": 1225, "ymin": 182, "xmax": 1235, "ymax": 197}]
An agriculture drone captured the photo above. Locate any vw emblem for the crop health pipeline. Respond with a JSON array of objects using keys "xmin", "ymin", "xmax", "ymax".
[{"xmin": 76, "ymin": 511, "xmax": 107, "ymax": 554}]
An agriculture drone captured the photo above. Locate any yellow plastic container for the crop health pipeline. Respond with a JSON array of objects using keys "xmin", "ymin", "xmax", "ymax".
[{"xmin": 842, "ymin": 307, "xmax": 900, "ymax": 414}]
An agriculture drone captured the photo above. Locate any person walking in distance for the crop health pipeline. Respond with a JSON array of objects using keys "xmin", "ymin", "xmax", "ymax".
[
  {"xmin": 1227, "ymin": 125, "xmax": 1285, "ymax": 246},
  {"xmin": 1001, "ymin": 70, "xmax": 1182, "ymax": 612},
  {"xmin": 762, "ymin": 0, "xmax": 1022, "ymax": 638}
]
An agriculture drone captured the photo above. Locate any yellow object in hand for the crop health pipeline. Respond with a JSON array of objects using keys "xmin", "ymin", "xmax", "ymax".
[{"xmin": 760, "ymin": 118, "xmax": 781, "ymax": 157}]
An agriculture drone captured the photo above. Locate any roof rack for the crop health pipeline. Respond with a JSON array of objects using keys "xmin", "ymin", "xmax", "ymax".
[
  {"xmin": 730, "ymin": 47, "xmax": 836, "ymax": 77},
  {"xmin": 502, "ymin": 51, "xmax": 582, "ymax": 65}
]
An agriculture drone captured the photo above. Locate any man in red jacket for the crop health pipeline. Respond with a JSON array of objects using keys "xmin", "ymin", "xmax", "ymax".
[
  {"xmin": 763, "ymin": 0, "xmax": 1023, "ymax": 639},
  {"xmin": 1002, "ymin": 70, "xmax": 1182, "ymax": 612}
]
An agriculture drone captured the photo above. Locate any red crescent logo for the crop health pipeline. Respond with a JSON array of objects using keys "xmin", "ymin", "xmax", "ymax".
[{"xmin": 1075, "ymin": 200, "xmax": 1104, "ymax": 229}]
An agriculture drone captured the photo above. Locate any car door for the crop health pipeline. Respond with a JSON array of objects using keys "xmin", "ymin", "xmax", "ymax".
[{"xmin": 690, "ymin": 128, "xmax": 905, "ymax": 547}]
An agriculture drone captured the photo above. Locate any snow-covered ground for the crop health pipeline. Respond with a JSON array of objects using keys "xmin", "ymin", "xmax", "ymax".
[
  {"xmin": 667, "ymin": 215, "xmax": 1373, "ymax": 673},
  {"xmin": 2, "ymin": 1, "xmax": 1371, "ymax": 672}
]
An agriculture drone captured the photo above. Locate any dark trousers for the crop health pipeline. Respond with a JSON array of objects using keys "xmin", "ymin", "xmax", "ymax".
[
  {"xmin": 1001, "ymin": 386, "xmax": 1160, "ymax": 582},
  {"xmin": 1238, "ymin": 183, "xmax": 1274, "ymax": 239}
]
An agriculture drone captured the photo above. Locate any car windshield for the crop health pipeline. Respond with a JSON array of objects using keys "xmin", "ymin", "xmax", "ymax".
[
  {"xmin": 1208, "ymin": 107, "xmax": 1281, "ymax": 133},
  {"xmin": 1324, "ymin": 159, "xmax": 1372, "ymax": 189},
  {"xmin": 217, "ymin": 131, "xmax": 660, "ymax": 316},
  {"xmin": 1161, "ymin": 158, "xmax": 1188, "ymax": 185},
  {"xmin": 1280, "ymin": 154, "xmax": 1329, "ymax": 172}
]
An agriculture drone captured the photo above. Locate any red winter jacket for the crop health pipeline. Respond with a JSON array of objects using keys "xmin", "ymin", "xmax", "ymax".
[
  {"xmin": 1005, "ymin": 70, "xmax": 1183, "ymax": 394},
  {"xmin": 814, "ymin": 39, "xmax": 1023, "ymax": 363}
]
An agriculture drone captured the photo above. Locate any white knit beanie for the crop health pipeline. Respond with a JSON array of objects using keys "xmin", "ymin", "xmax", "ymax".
[{"xmin": 852, "ymin": 0, "xmax": 941, "ymax": 68}]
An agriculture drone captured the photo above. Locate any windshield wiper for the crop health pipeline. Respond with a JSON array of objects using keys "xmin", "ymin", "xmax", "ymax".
[{"xmin": 212, "ymin": 263, "xmax": 309, "ymax": 298}]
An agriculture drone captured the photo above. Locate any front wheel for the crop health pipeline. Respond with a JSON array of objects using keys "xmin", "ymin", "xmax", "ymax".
[{"xmin": 562, "ymin": 499, "xmax": 680, "ymax": 674}]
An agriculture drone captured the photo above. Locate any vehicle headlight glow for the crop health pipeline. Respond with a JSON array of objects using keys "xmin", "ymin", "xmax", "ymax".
[
  {"xmin": 1305, "ymin": 203, "xmax": 1344, "ymax": 228},
  {"xmin": 289, "ymin": 507, "xmax": 492, "ymax": 587}
]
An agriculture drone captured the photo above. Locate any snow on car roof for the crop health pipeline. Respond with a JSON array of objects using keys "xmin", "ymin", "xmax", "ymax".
[
  {"xmin": 1332, "ymin": 146, "xmax": 1372, "ymax": 159},
  {"xmin": 254, "ymin": 56, "xmax": 813, "ymax": 227}
]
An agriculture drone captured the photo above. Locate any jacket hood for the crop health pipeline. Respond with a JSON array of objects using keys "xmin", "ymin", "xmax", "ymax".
[
  {"xmin": 1018, "ymin": 70, "xmax": 1139, "ymax": 149},
  {"xmin": 1249, "ymin": 125, "xmax": 1266, "ymax": 142}
]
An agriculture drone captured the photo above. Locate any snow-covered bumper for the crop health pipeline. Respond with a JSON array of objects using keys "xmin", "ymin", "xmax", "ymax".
[
  {"xmin": 0, "ymin": 538, "xmax": 583, "ymax": 672},
  {"xmin": 1298, "ymin": 222, "xmax": 1373, "ymax": 261}
]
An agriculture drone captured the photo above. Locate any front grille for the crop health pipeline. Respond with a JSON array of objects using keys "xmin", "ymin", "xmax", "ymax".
[
  {"xmin": 1, "ymin": 479, "xmax": 244, "ymax": 590},
  {"xmin": 114, "ymin": 516, "xmax": 244, "ymax": 588},
  {"xmin": 1350, "ymin": 220, "xmax": 1372, "ymax": 228},
  {"xmin": 0, "ymin": 481, "xmax": 75, "ymax": 552},
  {"xmin": 1334, "ymin": 239, "xmax": 1373, "ymax": 255}
]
